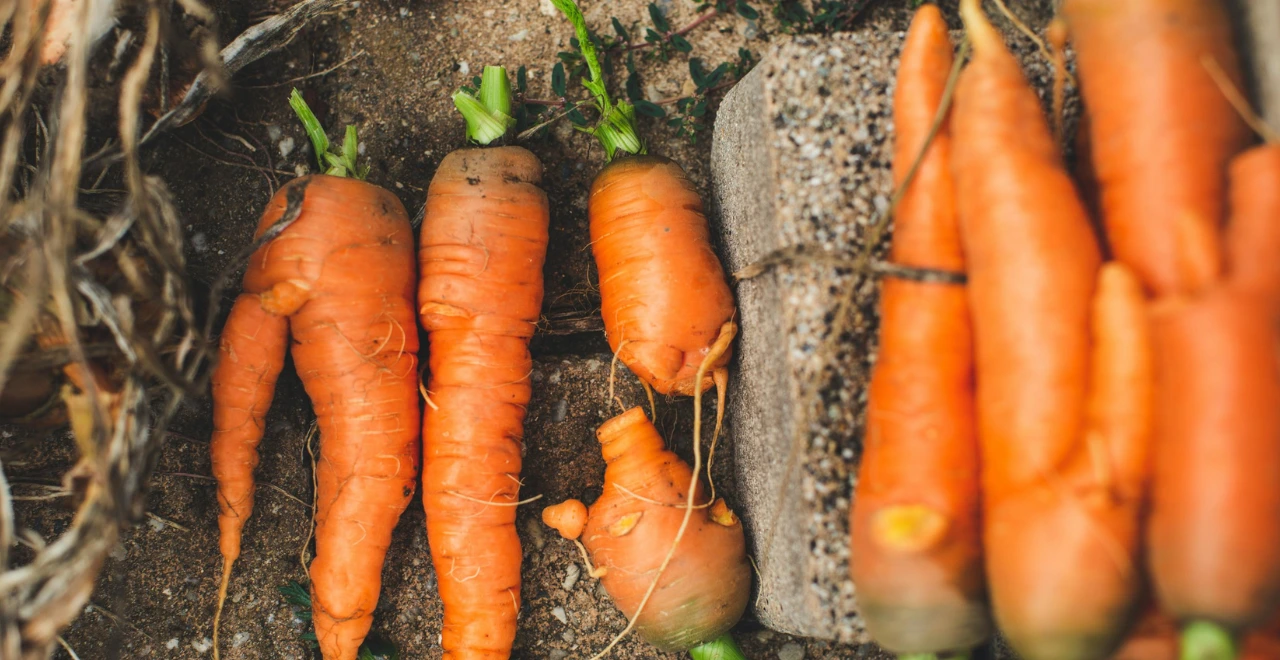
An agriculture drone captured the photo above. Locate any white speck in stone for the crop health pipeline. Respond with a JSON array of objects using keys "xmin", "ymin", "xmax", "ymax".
[
  {"xmin": 192, "ymin": 637, "xmax": 213, "ymax": 653},
  {"xmin": 562, "ymin": 562, "xmax": 580, "ymax": 591},
  {"xmin": 458, "ymin": 61, "xmax": 470, "ymax": 75},
  {"xmin": 278, "ymin": 136, "xmax": 295, "ymax": 158},
  {"xmin": 358, "ymin": 141, "xmax": 367, "ymax": 155},
  {"xmin": 148, "ymin": 516, "xmax": 165, "ymax": 532},
  {"xmin": 552, "ymin": 399, "xmax": 568, "ymax": 423},
  {"xmin": 548, "ymin": 370, "xmax": 561, "ymax": 384},
  {"xmin": 399, "ymin": 7, "xmax": 408, "ymax": 17},
  {"xmin": 166, "ymin": 639, "xmax": 179, "ymax": 650},
  {"xmin": 539, "ymin": 0, "xmax": 557, "ymax": 16},
  {"xmin": 232, "ymin": 632, "xmax": 250, "ymax": 647},
  {"xmin": 551, "ymin": 606, "xmax": 567, "ymax": 624},
  {"xmin": 266, "ymin": 125, "xmax": 282, "ymax": 141},
  {"xmin": 191, "ymin": 232, "xmax": 207, "ymax": 253},
  {"xmin": 509, "ymin": 29, "xmax": 529, "ymax": 42}
]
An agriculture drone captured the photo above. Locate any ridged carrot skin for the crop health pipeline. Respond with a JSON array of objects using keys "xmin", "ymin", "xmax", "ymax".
[
  {"xmin": 1147, "ymin": 148, "xmax": 1280, "ymax": 634},
  {"xmin": 953, "ymin": 3, "xmax": 1150, "ymax": 658},
  {"xmin": 419, "ymin": 146, "xmax": 549, "ymax": 660},
  {"xmin": 582, "ymin": 407, "xmax": 750, "ymax": 652},
  {"xmin": 849, "ymin": 5, "xmax": 989, "ymax": 655},
  {"xmin": 1062, "ymin": 0, "xmax": 1251, "ymax": 296},
  {"xmin": 213, "ymin": 175, "xmax": 420, "ymax": 660},
  {"xmin": 589, "ymin": 156, "xmax": 736, "ymax": 396}
]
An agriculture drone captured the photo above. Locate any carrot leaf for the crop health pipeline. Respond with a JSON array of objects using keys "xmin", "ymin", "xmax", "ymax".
[
  {"xmin": 688, "ymin": 633, "xmax": 747, "ymax": 660},
  {"xmin": 551, "ymin": 0, "xmax": 645, "ymax": 160},
  {"xmin": 1180, "ymin": 621, "xmax": 1236, "ymax": 660},
  {"xmin": 288, "ymin": 88, "xmax": 368, "ymax": 179},
  {"xmin": 453, "ymin": 65, "xmax": 515, "ymax": 145}
]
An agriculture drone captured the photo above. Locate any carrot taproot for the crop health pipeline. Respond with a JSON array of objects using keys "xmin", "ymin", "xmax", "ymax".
[
  {"xmin": 543, "ymin": 499, "xmax": 587, "ymax": 540},
  {"xmin": 418, "ymin": 66, "xmax": 549, "ymax": 660},
  {"xmin": 1146, "ymin": 151, "xmax": 1280, "ymax": 657},
  {"xmin": 210, "ymin": 92, "xmax": 419, "ymax": 660},
  {"xmin": 848, "ymin": 6, "xmax": 989, "ymax": 658},
  {"xmin": 1061, "ymin": 0, "xmax": 1251, "ymax": 296},
  {"xmin": 581, "ymin": 407, "xmax": 751, "ymax": 657},
  {"xmin": 953, "ymin": 2, "xmax": 1150, "ymax": 658}
]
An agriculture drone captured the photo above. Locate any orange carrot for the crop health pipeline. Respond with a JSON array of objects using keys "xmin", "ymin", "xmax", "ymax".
[
  {"xmin": 581, "ymin": 407, "xmax": 750, "ymax": 657},
  {"xmin": 543, "ymin": 499, "xmax": 587, "ymax": 540},
  {"xmin": 210, "ymin": 93, "xmax": 419, "ymax": 660},
  {"xmin": 1147, "ymin": 147, "xmax": 1280, "ymax": 655},
  {"xmin": 418, "ymin": 66, "xmax": 549, "ymax": 660},
  {"xmin": 849, "ymin": 6, "xmax": 989, "ymax": 656},
  {"xmin": 1061, "ymin": 0, "xmax": 1251, "ymax": 295},
  {"xmin": 953, "ymin": 2, "xmax": 1150, "ymax": 658}
]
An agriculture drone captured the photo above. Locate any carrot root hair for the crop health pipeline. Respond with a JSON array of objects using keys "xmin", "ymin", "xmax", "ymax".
[{"xmin": 212, "ymin": 558, "xmax": 233, "ymax": 660}]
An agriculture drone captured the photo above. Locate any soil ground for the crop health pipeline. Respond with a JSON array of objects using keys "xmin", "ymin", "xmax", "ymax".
[{"xmin": 1, "ymin": 0, "xmax": 1056, "ymax": 658}]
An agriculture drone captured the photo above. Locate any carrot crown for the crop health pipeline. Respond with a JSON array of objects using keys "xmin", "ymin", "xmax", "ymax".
[
  {"xmin": 453, "ymin": 65, "xmax": 516, "ymax": 145},
  {"xmin": 688, "ymin": 633, "xmax": 747, "ymax": 660},
  {"xmin": 289, "ymin": 88, "xmax": 369, "ymax": 179},
  {"xmin": 551, "ymin": 0, "xmax": 645, "ymax": 161}
]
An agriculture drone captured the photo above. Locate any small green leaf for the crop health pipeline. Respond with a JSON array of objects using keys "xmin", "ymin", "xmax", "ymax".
[
  {"xmin": 288, "ymin": 89, "xmax": 330, "ymax": 173},
  {"xmin": 670, "ymin": 34, "xmax": 692, "ymax": 53},
  {"xmin": 645, "ymin": 28, "xmax": 663, "ymax": 44},
  {"xmin": 625, "ymin": 73, "xmax": 643, "ymax": 101},
  {"xmin": 648, "ymin": 2, "xmax": 670, "ymax": 32},
  {"xmin": 568, "ymin": 108, "xmax": 588, "ymax": 126},
  {"xmin": 473, "ymin": 75, "xmax": 483, "ymax": 88},
  {"xmin": 700, "ymin": 62, "xmax": 729, "ymax": 91},
  {"xmin": 634, "ymin": 100, "xmax": 666, "ymax": 118},
  {"xmin": 517, "ymin": 65, "xmax": 528, "ymax": 93},
  {"xmin": 552, "ymin": 62, "xmax": 567, "ymax": 97},
  {"xmin": 691, "ymin": 98, "xmax": 709, "ymax": 117},
  {"xmin": 735, "ymin": 0, "xmax": 759, "ymax": 19},
  {"xmin": 342, "ymin": 125, "xmax": 358, "ymax": 167},
  {"xmin": 689, "ymin": 58, "xmax": 708, "ymax": 87},
  {"xmin": 278, "ymin": 581, "xmax": 312, "ymax": 611},
  {"xmin": 612, "ymin": 17, "xmax": 630, "ymax": 42}
]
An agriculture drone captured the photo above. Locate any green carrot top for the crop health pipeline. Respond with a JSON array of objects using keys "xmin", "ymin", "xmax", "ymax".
[
  {"xmin": 289, "ymin": 88, "xmax": 369, "ymax": 179},
  {"xmin": 454, "ymin": 65, "xmax": 516, "ymax": 145}
]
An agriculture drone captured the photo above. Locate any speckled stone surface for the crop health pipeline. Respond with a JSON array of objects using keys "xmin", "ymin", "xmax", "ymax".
[{"xmin": 710, "ymin": 5, "xmax": 1064, "ymax": 641}]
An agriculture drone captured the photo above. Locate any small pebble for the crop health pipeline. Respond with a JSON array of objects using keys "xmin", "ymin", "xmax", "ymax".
[
  {"xmin": 551, "ymin": 606, "xmax": 568, "ymax": 624},
  {"xmin": 562, "ymin": 562, "xmax": 580, "ymax": 591},
  {"xmin": 192, "ymin": 637, "xmax": 213, "ymax": 653},
  {"xmin": 458, "ymin": 61, "xmax": 470, "ymax": 75},
  {"xmin": 278, "ymin": 137, "xmax": 295, "ymax": 158},
  {"xmin": 266, "ymin": 125, "xmax": 282, "ymax": 141},
  {"xmin": 190, "ymin": 232, "xmax": 207, "ymax": 253},
  {"xmin": 147, "ymin": 516, "xmax": 165, "ymax": 532},
  {"xmin": 166, "ymin": 639, "xmax": 179, "ymax": 650},
  {"xmin": 539, "ymin": 0, "xmax": 557, "ymax": 16},
  {"xmin": 509, "ymin": 29, "xmax": 529, "ymax": 42},
  {"xmin": 552, "ymin": 399, "xmax": 568, "ymax": 423},
  {"xmin": 778, "ymin": 642, "xmax": 805, "ymax": 660},
  {"xmin": 561, "ymin": 631, "xmax": 576, "ymax": 644},
  {"xmin": 399, "ymin": 7, "xmax": 408, "ymax": 17},
  {"xmin": 548, "ymin": 369, "xmax": 561, "ymax": 384},
  {"xmin": 232, "ymin": 632, "xmax": 250, "ymax": 648},
  {"xmin": 548, "ymin": 650, "xmax": 569, "ymax": 660}
]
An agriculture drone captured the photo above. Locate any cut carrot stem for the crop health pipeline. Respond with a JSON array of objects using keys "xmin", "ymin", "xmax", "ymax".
[
  {"xmin": 551, "ymin": 0, "xmax": 643, "ymax": 159},
  {"xmin": 687, "ymin": 633, "xmax": 747, "ymax": 660},
  {"xmin": 453, "ymin": 65, "xmax": 515, "ymax": 145},
  {"xmin": 1181, "ymin": 621, "xmax": 1237, "ymax": 660}
]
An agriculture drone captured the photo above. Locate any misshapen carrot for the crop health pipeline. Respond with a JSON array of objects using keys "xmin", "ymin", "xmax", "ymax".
[
  {"xmin": 849, "ymin": 6, "xmax": 989, "ymax": 656},
  {"xmin": 542, "ymin": 499, "xmax": 587, "ymax": 540},
  {"xmin": 1061, "ymin": 0, "xmax": 1251, "ymax": 296},
  {"xmin": 419, "ymin": 68, "xmax": 550, "ymax": 660},
  {"xmin": 590, "ymin": 156, "xmax": 737, "ymax": 396},
  {"xmin": 953, "ymin": 2, "xmax": 1150, "ymax": 658},
  {"xmin": 211, "ymin": 93, "xmax": 419, "ymax": 660},
  {"xmin": 581, "ymin": 407, "xmax": 750, "ymax": 653},
  {"xmin": 1147, "ymin": 144, "xmax": 1280, "ymax": 653}
]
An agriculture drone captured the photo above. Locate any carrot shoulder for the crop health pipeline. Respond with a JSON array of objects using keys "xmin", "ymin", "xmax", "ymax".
[
  {"xmin": 1061, "ymin": 0, "xmax": 1251, "ymax": 295},
  {"xmin": 419, "ymin": 145, "xmax": 549, "ymax": 660},
  {"xmin": 953, "ymin": 2, "xmax": 1148, "ymax": 658},
  {"xmin": 849, "ymin": 5, "xmax": 988, "ymax": 655}
]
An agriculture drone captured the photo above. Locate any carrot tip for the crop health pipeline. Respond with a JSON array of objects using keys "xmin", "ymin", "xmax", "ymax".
[
  {"xmin": 1180, "ymin": 621, "xmax": 1237, "ymax": 660},
  {"xmin": 688, "ymin": 633, "xmax": 747, "ymax": 660},
  {"xmin": 958, "ymin": 0, "xmax": 1002, "ymax": 55}
]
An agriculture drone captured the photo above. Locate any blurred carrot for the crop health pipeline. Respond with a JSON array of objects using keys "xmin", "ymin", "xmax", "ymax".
[
  {"xmin": 953, "ymin": 2, "xmax": 1149, "ymax": 658},
  {"xmin": 1061, "ymin": 0, "xmax": 1251, "ymax": 295},
  {"xmin": 849, "ymin": 6, "xmax": 989, "ymax": 657}
]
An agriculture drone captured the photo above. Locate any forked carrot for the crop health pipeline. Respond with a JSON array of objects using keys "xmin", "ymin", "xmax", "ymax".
[
  {"xmin": 953, "ymin": 2, "xmax": 1150, "ymax": 658},
  {"xmin": 211, "ymin": 92, "xmax": 419, "ymax": 660},
  {"xmin": 849, "ymin": 6, "xmax": 989, "ymax": 658}
]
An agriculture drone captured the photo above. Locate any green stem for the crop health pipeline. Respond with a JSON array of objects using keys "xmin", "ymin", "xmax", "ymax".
[
  {"xmin": 1181, "ymin": 621, "xmax": 1236, "ymax": 660},
  {"xmin": 550, "ymin": 0, "xmax": 645, "ymax": 160},
  {"xmin": 453, "ymin": 65, "xmax": 515, "ymax": 145},
  {"xmin": 288, "ymin": 88, "xmax": 368, "ymax": 179},
  {"xmin": 688, "ymin": 633, "xmax": 747, "ymax": 660}
]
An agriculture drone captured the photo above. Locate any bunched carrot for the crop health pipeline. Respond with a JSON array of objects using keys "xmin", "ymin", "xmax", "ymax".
[
  {"xmin": 210, "ymin": 92, "xmax": 419, "ymax": 660},
  {"xmin": 953, "ymin": 2, "xmax": 1151, "ymax": 658},
  {"xmin": 1061, "ymin": 0, "xmax": 1251, "ymax": 296},
  {"xmin": 418, "ymin": 66, "xmax": 549, "ymax": 660},
  {"xmin": 849, "ymin": 6, "xmax": 989, "ymax": 658},
  {"xmin": 580, "ymin": 407, "xmax": 751, "ymax": 659},
  {"xmin": 543, "ymin": 499, "xmax": 587, "ymax": 540}
]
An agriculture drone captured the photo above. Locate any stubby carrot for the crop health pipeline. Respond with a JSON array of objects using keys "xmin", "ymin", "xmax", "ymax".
[
  {"xmin": 953, "ymin": 2, "xmax": 1150, "ymax": 658},
  {"xmin": 418, "ymin": 66, "xmax": 550, "ymax": 660},
  {"xmin": 1147, "ymin": 144, "xmax": 1280, "ymax": 658},
  {"xmin": 543, "ymin": 499, "xmax": 588, "ymax": 540},
  {"xmin": 1061, "ymin": 0, "xmax": 1251, "ymax": 295},
  {"xmin": 849, "ymin": 6, "xmax": 989, "ymax": 658},
  {"xmin": 581, "ymin": 407, "xmax": 751, "ymax": 659},
  {"xmin": 211, "ymin": 92, "xmax": 419, "ymax": 660}
]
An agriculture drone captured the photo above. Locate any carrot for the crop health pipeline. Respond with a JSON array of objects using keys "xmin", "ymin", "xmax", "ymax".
[
  {"xmin": 548, "ymin": 0, "xmax": 735, "ymax": 399},
  {"xmin": 1147, "ymin": 147, "xmax": 1280, "ymax": 657},
  {"xmin": 543, "ymin": 499, "xmax": 588, "ymax": 540},
  {"xmin": 1061, "ymin": 0, "xmax": 1251, "ymax": 296},
  {"xmin": 581, "ymin": 407, "xmax": 751, "ymax": 660},
  {"xmin": 210, "ymin": 91, "xmax": 419, "ymax": 660},
  {"xmin": 953, "ymin": 2, "xmax": 1151, "ymax": 658},
  {"xmin": 419, "ymin": 66, "xmax": 549, "ymax": 660},
  {"xmin": 848, "ymin": 6, "xmax": 989, "ymax": 658}
]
